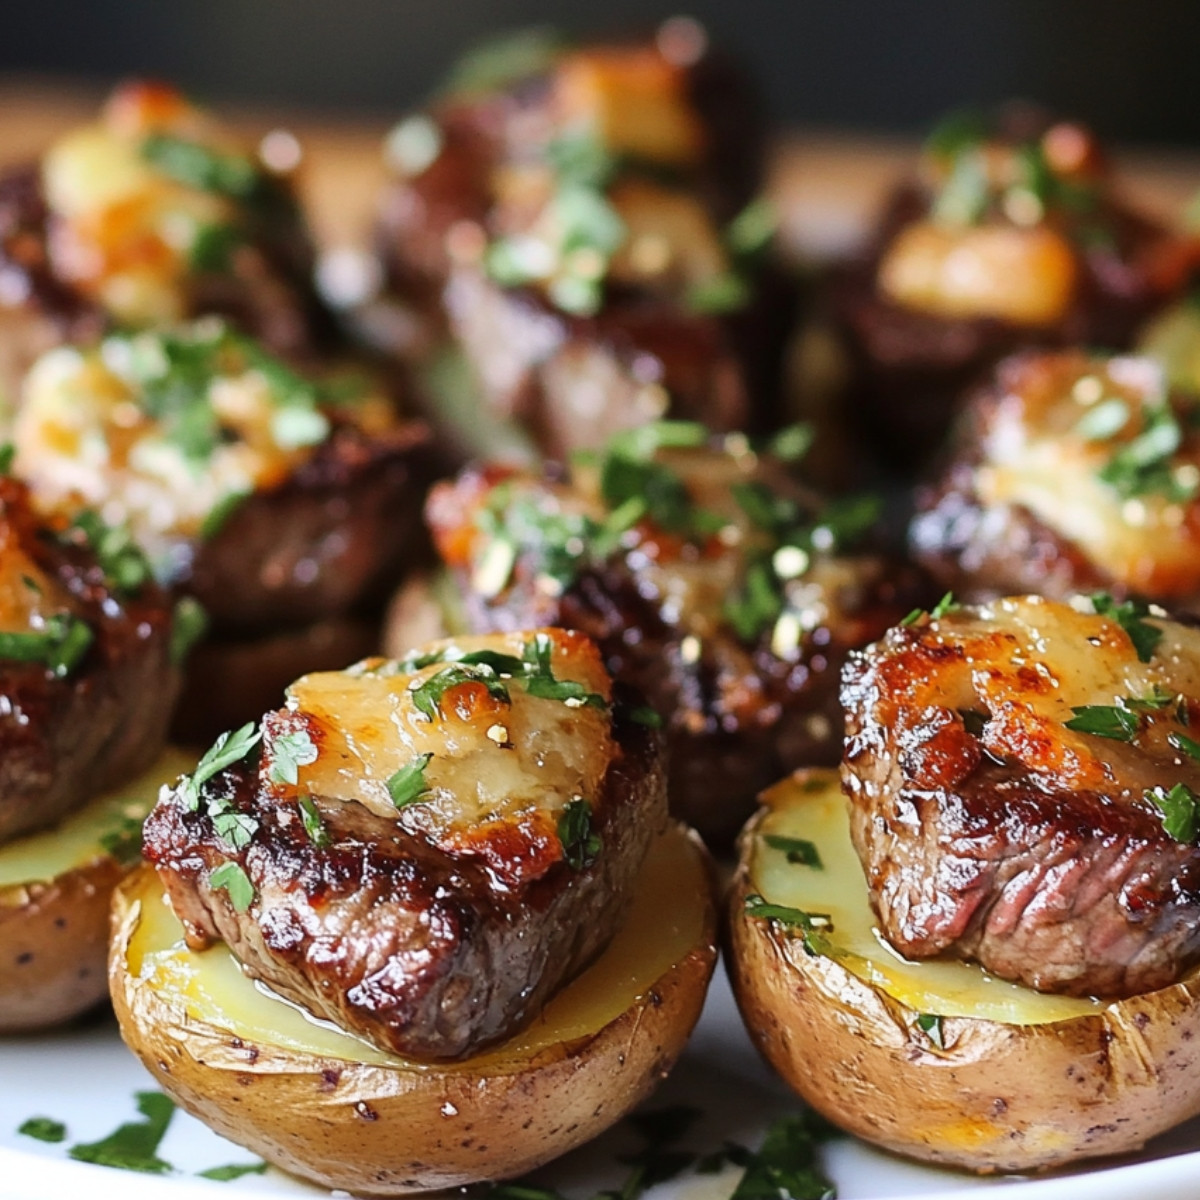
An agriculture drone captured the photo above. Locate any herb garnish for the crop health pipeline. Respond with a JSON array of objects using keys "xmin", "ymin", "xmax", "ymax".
[
  {"xmin": 1169, "ymin": 730, "xmax": 1200, "ymax": 762},
  {"xmin": 1145, "ymin": 783, "xmax": 1200, "ymax": 843},
  {"xmin": 269, "ymin": 727, "xmax": 319, "ymax": 785},
  {"xmin": 197, "ymin": 1162, "xmax": 269, "ymax": 1182},
  {"xmin": 386, "ymin": 753, "xmax": 434, "ymax": 809},
  {"xmin": 18, "ymin": 1117, "xmax": 66, "ymax": 1143},
  {"xmin": 730, "ymin": 1112, "xmax": 838, "ymax": 1200},
  {"xmin": 68, "ymin": 510, "xmax": 151, "ymax": 595},
  {"xmin": 743, "ymin": 893, "xmax": 833, "ymax": 956},
  {"xmin": 208, "ymin": 797, "xmax": 259, "ymax": 851},
  {"xmin": 763, "ymin": 833, "xmax": 823, "ymax": 869},
  {"xmin": 1064, "ymin": 704, "xmax": 1139, "ymax": 742},
  {"xmin": 298, "ymin": 795, "xmax": 330, "ymax": 846},
  {"xmin": 169, "ymin": 595, "xmax": 208, "ymax": 665},
  {"xmin": 181, "ymin": 722, "xmax": 262, "ymax": 810},
  {"xmin": 68, "ymin": 1090, "xmax": 176, "ymax": 1175},
  {"xmin": 1094, "ymin": 395, "xmax": 1197, "ymax": 503},
  {"xmin": 410, "ymin": 664, "xmax": 512, "ymax": 718},
  {"xmin": 915, "ymin": 1012, "xmax": 946, "ymax": 1050},
  {"xmin": 99, "ymin": 816, "xmax": 145, "ymax": 866},
  {"xmin": 209, "ymin": 862, "xmax": 256, "ymax": 912},
  {"xmin": 558, "ymin": 797, "xmax": 601, "ymax": 870},
  {"xmin": 141, "ymin": 134, "xmax": 262, "ymax": 199},
  {"xmin": 628, "ymin": 704, "xmax": 663, "ymax": 728},
  {"xmin": 1090, "ymin": 592, "xmax": 1162, "ymax": 663},
  {"xmin": 0, "ymin": 613, "xmax": 94, "ymax": 678}
]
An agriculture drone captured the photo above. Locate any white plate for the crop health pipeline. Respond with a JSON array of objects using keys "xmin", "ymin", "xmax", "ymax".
[{"xmin": 1, "ymin": 966, "xmax": 1198, "ymax": 1200}]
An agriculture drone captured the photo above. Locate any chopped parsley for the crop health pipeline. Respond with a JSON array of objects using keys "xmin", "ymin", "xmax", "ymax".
[
  {"xmin": 18, "ymin": 1117, "xmax": 66, "ymax": 1143},
  {"xmin": 140, "ymin": 133, "xmax": 262, "ymax": 199},
  {"xmin": 68, "ymin": 1091, "xmax": 176, "ymax": 1175},
  {"xmin": 1090, "ymin": 592, "xmax": 1162, "ymax": 663},
  {"xmin": 1064, "ymin": 703, "xmax": 1139, "ymax": 742},
  {"xmin": 743, "ymin": 893, "xmax": 833, "ymax": 956},
  {"xmin": 763, "ymin": 833, "xmax": 823, "ymax": 869},
  {"xmin": 209, "ymin": 861, "xmax": 256, "ymax": 912},
  {"xmin": 0, "ymin": 613, "xmax": 94, "ymax": 678},
  {"xmin": 1169, "ymin": 730, "xmax": 1200, "ymax": 762},
  {"xmin": 386, "ymin": 753, "xmax": 434, "ymax": 809},
  {"xmin": 68, "ymin": 510, "xmax": 151, "ymax": 595},
  {"xmin": 730, "ymin": 1112, "xmax": 838, "ymax": 1200},
  {"xmin": 169, "ymin": 596, "xmax": 208, "ymax": 665},
  {"xmin": 904, "ymin": 592, "xmax": 960, "ymax": 626},
  {"xmin": 269, "ymin": 727, "xmax": 319, "ymax": 785},
  {"xmin": 1094, "ymin": 395, "xmax": 1197, "ymax": 503},
  {"xmin": 0, "ymin": 443, "xmax": 14, "ymax": 474},
  {"xmin": 181, "ymin": 722, "xmax": 262, "ymax": 810},
  {"xmin": 628, "ymin": 704, "xmax": 663, "ymax": 728},
  {"xmin": 298, "ymin": 794, "xmax": 330, "ymax": 846},
  {"xmin": 99, "ymin": 816, "xmax": 145, "ymax": 866},
  {"xmin": 1145, "ymin": 783, "xmax": 1200, "ymax": 843},
  {"xmin": 410, "ymin": 664, "xmax": 511, "ymax": 718},
  {"xmin": 197, "ymin": 1162, "xmax": 269, "ymax": 1182},
  {"xmin": 208, "ymin": 797, "xmax": 259, "ymax": 851},
  {"xmin": 558, "ymin": 797, "xmax": 601, "ymax": 870},
  {"xmin": 915, "ymin": 1012, "xmax": 946, "ymax": 1050},
  {"xmin": 199, "ymin": 489, "xmax": 250, "ymax": 540}
]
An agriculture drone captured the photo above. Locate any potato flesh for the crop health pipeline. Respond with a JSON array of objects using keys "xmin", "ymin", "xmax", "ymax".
[
  {"xmin": 973, "ymin": 354, "xmax": 1200, "ymax": 596},
  {"xmin": 0, "ymin": 747, "xmax": 194, "ymax": 889},
  {"xmin": 124, "ymin": 825, "xmax": 707, "ymax": 1070},
  {"xmin": 751, "ymin": 770, "xmax": 1099, "ymax": 1024}
]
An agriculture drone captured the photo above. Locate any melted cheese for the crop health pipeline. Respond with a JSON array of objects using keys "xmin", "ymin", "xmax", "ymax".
[
  {"xmin": 973, "ymin": 354, "xmax": 1200, "ymax": 596},
  {"xmin": 285, "ymin": 629, "xmax": 614, "ymax": 836},
  {"xmin": 751, "ymin": 770, "xmax": 1101, "ymax": 1024},
  {"xmin": 41, "ymin": 83, "xmax": 254, "ymax": 326}
]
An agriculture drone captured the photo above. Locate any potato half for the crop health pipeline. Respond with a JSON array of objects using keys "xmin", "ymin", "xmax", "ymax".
[
  {"xmin": 0, "ymin": 748, "xmax": 194, "ymax": 1032},
  {"xmin": 727, "ymin": 769, "xmax": 1200, "ymax": 1173},
  {"xmin": 111, "ymin": 823, "xmax": 717, "ymax": 1195}
]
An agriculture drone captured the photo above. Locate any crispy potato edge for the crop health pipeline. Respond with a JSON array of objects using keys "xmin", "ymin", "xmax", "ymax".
[
  {"xmin": 109, "ymin": 831, "xmax": 718, "ymax": 1196},
  {"xmin": 726, "ymin": 799, "xmax": 1200, "ymax": 1174}
]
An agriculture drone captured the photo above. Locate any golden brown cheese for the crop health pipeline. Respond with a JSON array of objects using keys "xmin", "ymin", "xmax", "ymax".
[
  {"xmin": 13, "ymin": 322, "xmax": 393, "ymax": 579},
  {"xmin": 970, "ymin": 354, "xmax": 1200, "ymax": 597},
  {"xmin": 42, "ymin": 82, "xmax": 268, "ymax": 327},
  {"xmin": 896, "ymin": 595, "xmax": 1200, "ymax": 801},
  {"xmin": 281, "ymin": 629, "xmax": 615, "ymax": 885}
]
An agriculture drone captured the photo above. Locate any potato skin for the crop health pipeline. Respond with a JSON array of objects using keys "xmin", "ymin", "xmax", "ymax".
[
  {"xmin": 727, "ymin": 803, "xmax": 1200, "ymax": 1174},
  {"xmin": 110, "ymin": 834, "xmax": 718, "ymax": 1195},
  {"xmin": 0, "ymin": 856, "xmax": 124, "ymax": 1032}
]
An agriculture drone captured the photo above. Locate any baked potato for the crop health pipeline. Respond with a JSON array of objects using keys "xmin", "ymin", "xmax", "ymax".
[
  {"xmin": 0, "ymin": 747, "xmax": 193, "ymax": 1032},
  {"xmin": 111, "ymin": 820, "xmax": 716, "ymax": 1194},
  {"xmin": 726, "ymin": 768, "xmax": 1200, "ymax": 1172}
]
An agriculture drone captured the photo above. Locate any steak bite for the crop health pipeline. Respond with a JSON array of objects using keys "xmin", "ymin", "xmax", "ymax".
[
  {"xmin": 912, "ymin": 352, "xmax": 1200, "ymax": 608},
  {"xmin": 0, "ymin": 80, "xmax": 332, "ymax": 414},
  {"xmin": 143, "ymin": 628, "xmax": 666, "ymax": 1061},
  {"xmin": 0, "ymin": 474, "xmax": 178, "ymax": 844},
  {"xmin": 424, "ymin": 423, "xmax": 926, "ymax": 844},
  {"xmin": 374, "ymin": 22, "xmax": 793, "ymax": 457},
  {"xmin": 841, "ymin": 593, "xmax": 1200, "ymax": 999},
  {"xmin": 827, "ymin": 107, "xmax": 1192, "ymax": 470},
  {"xmin": 13, "ymin": 319, "xmax": 430, "ymax": 635}
]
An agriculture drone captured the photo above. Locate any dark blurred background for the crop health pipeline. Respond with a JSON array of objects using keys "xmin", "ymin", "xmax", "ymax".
[{"xmin": 4, "ymin": 0, "xmax": 1200, "ymax": 145}]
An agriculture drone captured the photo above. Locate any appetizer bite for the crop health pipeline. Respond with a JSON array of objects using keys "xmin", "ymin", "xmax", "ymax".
[
  {"xmin": 373, "ymin": 21, "xmax": 794, "ymax": 458},
  {"xmin": 112, "ymin": 629, "xmax": 717, "ymax": 1192},
  {"xmin": 828, "ymin": 106, "xmax": 1189, "ymax": 469},
  {"xmin": 729, "ymin": 595, "xmax": 1200, "ymax": 1171},
  {"xmin": 419, "ymin": 422, "xmax": 926, "ymax": 844},
  {"xmin": 911, "ymin": 351, "xmax": 1200, "ymax": 607},
  {"xmin": 12, "ymin": 318, "xmax": 431, "ymax": 737},
  {"xmin": 0, "ymin": 80, "xmax": 332, "ymax": 416},
  {"xmin": 0, "ymin": 472, "xmax": 183, "ymax": 1029}
]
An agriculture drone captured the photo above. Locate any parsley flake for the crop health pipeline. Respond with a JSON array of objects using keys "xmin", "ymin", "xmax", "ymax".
[
  {"xmin": 1169, "ymin": 730, "xmax": 1200, "ymax": 762},
  {"xmin": 1090, "ymin": 593, "xmax": 1163, "ymax": 663},
  {"xmin": 1146, "ymin": 783, "xmax": 1200, "ymax": 843},
  {"xmin": 558, "ymin": 798, "xmax": 601, "ymax": 870},
  {"xmin": 269, "ymin": 727, "xmax": 319, "ymax": 785},
  {"xmin": 298, "ymin": 795, "xmax": 330, "ymax": 846},
  {"xmin": 410, "ymin": 664, "xmax": 511, "ymax": 718},
  {"xmin": 743, "ymin": 893, "xmax": 833, "ymax": 956},
  {"xmin": 1064, "ymin": 704, "xmax": 1139, "ymax": 742},
  {"xmin": 209, "ymin": 862, "xmax": 256, "ymax": 912},
  {"xmin": 181, "ymin": 722, "xmax": 262, "ymax": 810},
  {"xmin": 68, "ymin": 1090, "xmax": 176, "ymax": 1175},
  {"xmin": 763, "ymin": 833, "xmax": 823, "ymax": 869},
  {"xmin": 915, "ymin": 1012, "xmax": 946, "ymax": 1050},
  {"xmin": 19, "ymin": 1116, "xmax": 66, "ymax": 1143},
  {"xmin": 386, "ymin": 753, "xmax": 434, "ymax": 808},
  {"xmin": 169, "ymin": 596, "xmax": 208, "ymax": 665},
  {"xmin": 197, "ymin": 1162, "xmax": 269, "ymax": 1182},
  {"xmin": 730, "ymin": 1112, "xmax": 838, "ymax": 1200}
]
